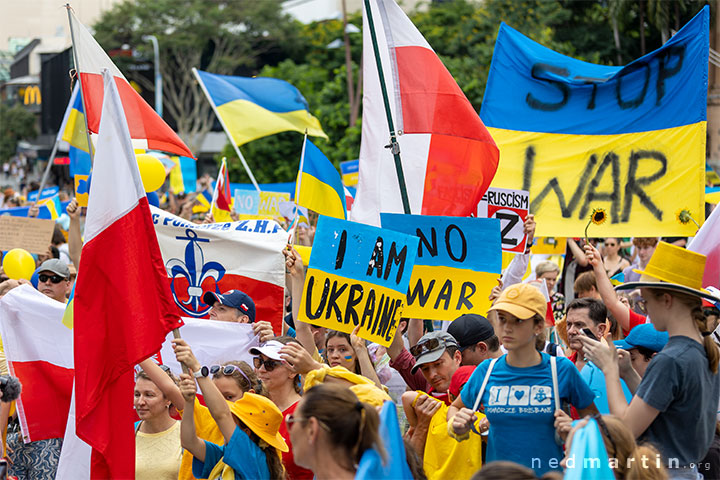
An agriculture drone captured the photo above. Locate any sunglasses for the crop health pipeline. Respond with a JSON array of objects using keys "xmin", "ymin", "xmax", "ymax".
[
  {"xmin": 38, "ymin": 274, "xmax": 66, "ymax": 284},
  {"xmin": 253, "ymin": 356, "xmax": 281, "ymax": 372},
  {"xmin": 209, "ymin": 364, "xmax": 251, "ymax": 385},
  {"xmin": 409, "ymin": 338, "xmax": 456, "ymax": 359}
]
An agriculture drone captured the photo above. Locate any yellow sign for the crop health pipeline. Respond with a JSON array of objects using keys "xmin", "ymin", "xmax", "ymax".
[
  {"xmin": 259, "ymin": 192, "xmax": 290, "ymax": 216},
  {"xmin": 74, "ymin": 175, "xmax": 90, "ymax": 207},
  {"xmin": 531, "ymin": 237, "xmax": 567, "ymax": 255},
  {"xmin": 23, "ymin": 85, "xmax": 41, "ymax": 105},
  {"xmin": 488, "ymin": 123, "xmax": 705, "ymax": 237}
]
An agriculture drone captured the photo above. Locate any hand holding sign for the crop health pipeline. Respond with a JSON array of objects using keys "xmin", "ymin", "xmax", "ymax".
[{"xmin": 298, "ymin": 216, "xmax": 418, "ymax": 347}]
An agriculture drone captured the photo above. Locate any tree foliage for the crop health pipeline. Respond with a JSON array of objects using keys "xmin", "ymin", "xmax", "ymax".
[
  {"xmin": 0, "ymin": 104, "xmax": 38, "ymax": 163},
  {"xmin": 92, "ymin": 0, "xmax": 303, "ymax": 153}
]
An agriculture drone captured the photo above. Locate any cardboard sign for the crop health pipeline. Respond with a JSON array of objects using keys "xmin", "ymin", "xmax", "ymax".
[
  {"xmin": 0, "ymin": 216, "xmax": 55, "ymax": 254},
  {"xmin": 233, "ymin": 189, "xmax": 260, "ymax": 215},
  {"xmin": 477, "ymin": 187, "xmax": 529, "ymax": 253},
  {"xmin": 298, "ymin": 216, "xmax": 418, "ymax": 346},
  {"xmin": 381, "ymin": 214, "xmax": 502, "ymax": 320},
  {"xmin": 259, "ymin": 192, "xmax": 290, "ymax": 216}
]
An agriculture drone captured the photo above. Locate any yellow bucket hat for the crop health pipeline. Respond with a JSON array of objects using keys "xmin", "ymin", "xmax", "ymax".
[
  {"xmin": 616, "ymin": 241, "xmax": 720, "ymax": 302},
  {"xmin": 303, "ymin": 365, "xmax": 391, "ymax": 407},
  {"xmin": 228, "ymin": 393, "xmax": 289, "ymax": 452}
]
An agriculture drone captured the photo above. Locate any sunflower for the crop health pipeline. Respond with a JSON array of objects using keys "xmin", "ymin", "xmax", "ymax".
[
  {"xmin": 676, "ymin": 208, "xmax": 699, "ymax": 228},
  {"xmin": 584, "ymin": 208, "xmax": 607, "ymax": 244}
]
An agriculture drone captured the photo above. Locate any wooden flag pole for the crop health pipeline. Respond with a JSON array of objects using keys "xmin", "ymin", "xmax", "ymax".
[{"xmin": 363, "ymin": 0, "xmax": 411, "ymax": 214}]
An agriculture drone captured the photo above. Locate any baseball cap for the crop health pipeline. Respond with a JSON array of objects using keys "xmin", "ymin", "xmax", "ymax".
[
  {"xmin": 489, "ymin": 283, "xmax": 546, "ymax": 320},
  {"xmin": 410, "ymin": 331, "xmax": 459, "ymax": 374},
  {"xmin": 35, "ymin": 259, "xmax": 70, "ymax": 279},
  {"xmin": 614, "ymin": 324, "xmax": 668, "ymax": 352},
  {"xmin": 248, "ymin": 340, "xmax": 284, "ymax": 361},
  {"xmin": 447, "ymin": 314, "xmax": 495, "ymax": 350},
  {"xmin": 203, "ymin": 290, "xmax": 256, "ymax": 322},
  {"xmin": 449, "ymin": 365, "xmax": 476, "ymax": 398}
]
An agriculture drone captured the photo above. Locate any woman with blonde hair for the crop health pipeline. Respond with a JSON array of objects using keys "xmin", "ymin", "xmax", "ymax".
[
  {"xmin": 581, "ymin": 242, "xmax": 720, "ymax": 479},
  {"xmin": 536, "ymin": 261, "xmax": 566, "ymax": 328}
]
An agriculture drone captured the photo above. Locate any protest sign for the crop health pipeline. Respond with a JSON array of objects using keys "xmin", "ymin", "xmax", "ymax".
[
  {"xmin": 27, "ymin": 186, "xmax": 59, "ymax": 203},
  {"xmin": 382, "ymin": 214, "xmax": 501, "ymax": 320},
  {"xmin": 150, "ymin": 206, "xmax": 287, "ymax": 332},
  {"xmin": 233, "ymin": 188, "xmax": 260, "ymax": 215},
  {"xmin": 74, "ymin": 175, "xmax": 90, "ymax": 207},
  {"xmin": 0, "ymin": 216, "xmax": 55, "ymax": 254},
  {"xmin": 340, "ymin": 159, "xmax": 359, "ymax": 187},
  {"xmin": 531, "ymin": 237, "xmax": 567, "ymax": 255},
  {"xmin": 259, "ymin": 191, "xmax": 290, "ymax": 216},
  {"xmin": 481, "ymin": 7, "xmax": 708, "ymax": 237},
  {"xmin": 298, "ymin": 216, "xmax": 418, "ymax": 346},
  {"xmin": 477, "ymin": 187, "xmax": 529, "ymax": 253}
]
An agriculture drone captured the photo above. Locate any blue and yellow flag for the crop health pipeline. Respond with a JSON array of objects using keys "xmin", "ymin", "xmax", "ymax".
[
  {"xmin": 195, "ymin": 69, "xmax": 327, "ymax": 145},
  {"xmin": 58, "ymin": 84, "xmax": 92, "ymax": 177},
  {"xmin": 297, "ymin": 139, "xmax": 346, "ymax": 219},
  {"xmin": 482, "ymin": 7, "xmax": 708, "ymax": 237},
  {"xmin": 39, "ymin": 194, "xmax": 63, "ymax": 220}
]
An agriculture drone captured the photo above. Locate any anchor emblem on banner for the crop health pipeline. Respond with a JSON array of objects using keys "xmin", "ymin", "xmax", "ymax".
[{"xmin": 166, "ymin": 229, "xmax": 226, "ymax": 317}]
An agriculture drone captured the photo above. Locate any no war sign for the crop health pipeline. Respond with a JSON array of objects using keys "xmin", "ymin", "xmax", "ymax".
[
  {"xmin": 298, "ymin": 216, "xmax": 418, "ymax": 346},
  {"xmin": 381, "ymin": 215, "xmax": 502, "ymax": 321}
]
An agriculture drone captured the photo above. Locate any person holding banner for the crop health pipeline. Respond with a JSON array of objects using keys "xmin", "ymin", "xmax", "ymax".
[
  {"xmin": 175, "ymin": 341, "xmax": 288, "ymax": 480},
  {"xmin": 448, "ymin": 283, "xmax": 596, "ymax": 475},
  {"xmin": 250, "ymin": 338, "xmax": 314, "ymax": 480},
  {"xmin": 579, "ymin": 243, "xmax": 720, "ymax": 479}
]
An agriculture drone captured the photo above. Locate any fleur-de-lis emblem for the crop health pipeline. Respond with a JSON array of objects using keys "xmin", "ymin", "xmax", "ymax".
[{"xmin": 166, "ymin": 229, "xmax": 225, "ymax": 317}]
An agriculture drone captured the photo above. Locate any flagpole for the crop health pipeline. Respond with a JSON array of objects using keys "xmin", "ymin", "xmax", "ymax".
[
  {"xmin": 65, "ymin": 4, "xmax": 94, "ymax": 165},
  {"xmin": 192, "ymin": 68, "xmax": 261, "ymax": 193},
  {"xmin": 363, "ymin": 0, "xmax": 411, "ymax": 215},
  {"xmin": 289, "ymin": 131, "xmax": 308, "ymax": 245}
]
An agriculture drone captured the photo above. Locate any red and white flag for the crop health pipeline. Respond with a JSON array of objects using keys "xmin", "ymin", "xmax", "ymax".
[
  {"xmin": 150, "ymin": 206, "xmax": 287, "ymax": 333},
  {"xmin": 689, "ymin": 205, "xmax": 720, "ymax": 288},
  {"xmin": 351, "ymin": 0, "xmax": 499, "ymax": 225},
  {"xmin": 73, "ymin": 69, "xmax": 182, "ymax": 479},
  {"xmin": 68, "ymin": 9, "xmax": 194, "ymax": 158},
  {"xmin": 213, "ymin": 158, "xmax": 233, "ymax": 213},
  {"xmin": 0, "ymin": 285, "xmax": 73, "ymax": 443}
]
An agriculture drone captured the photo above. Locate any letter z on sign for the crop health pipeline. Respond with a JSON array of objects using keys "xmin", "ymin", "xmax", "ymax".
[{"xmin": 477, "ymin": 187, "xmax": 530, "ymax": 253}]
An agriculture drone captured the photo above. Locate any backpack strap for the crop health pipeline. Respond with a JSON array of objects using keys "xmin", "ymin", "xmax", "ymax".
[
  {"xmin": 472, "ymin": 357, "xmax": 498, "ymax": 412},
  {"xmin": 550, "ymin": 356, "xmax": 560, "ymax": 410}
]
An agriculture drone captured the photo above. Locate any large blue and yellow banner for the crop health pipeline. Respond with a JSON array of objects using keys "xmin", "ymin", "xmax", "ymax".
[
  {"xmin": 481, "ymin": 7, "xmax": 708, "ymax": 237},
  {"xmin": 298, "ymin": 216, "xmax": 418, "ymax": 346},
  {"xmin": 381, "ymin": 215, "xmax": 501, "ymax": 320}
]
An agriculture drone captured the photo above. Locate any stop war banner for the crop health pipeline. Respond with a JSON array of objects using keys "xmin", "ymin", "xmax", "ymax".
[
  {"xmin": 298, "ymin": 216, "xmax": 418, "ymax": 346},
  {"xmin": 381, "ymin": 214, "xmax": 502, "ymax": 320},
  {"xmin": 150, "ymin": 206, "xmax": 287, "ymax": 332},
  {"xmin": 481, "ymin": 7, "xmax": 708, "ymax": 237}
]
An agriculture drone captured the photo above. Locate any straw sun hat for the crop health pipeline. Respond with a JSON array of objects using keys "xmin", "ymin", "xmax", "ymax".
[{"xmin": 615, "ymin": 241, "xmax": 720, "ymax": 303}]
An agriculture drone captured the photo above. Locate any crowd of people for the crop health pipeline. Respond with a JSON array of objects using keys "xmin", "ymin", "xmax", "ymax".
[{"xmin": 0, "ymin": 178, "xmax": 719, "ymax": 480}]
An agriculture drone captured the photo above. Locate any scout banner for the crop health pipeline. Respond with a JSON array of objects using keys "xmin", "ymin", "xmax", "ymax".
[
  {"xmin": 381, "ymin": 214, "xmax": 501, "ymax": 320},
  {"xmin": 298, "ymin": 216, "xmax": 418, "ymax": 346},
  {"xmin": 481, "ymin": 7, "xmax": 708, "ymax": 237},
  {"xmin": 150, "ymin": 206, "xmax": 286, "ymax": 332},
  {"xmin": 477, "ymin": 187, "xmax": 529, "ymax": 253}
]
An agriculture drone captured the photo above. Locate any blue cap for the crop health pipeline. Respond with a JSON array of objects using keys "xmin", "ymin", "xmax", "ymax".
[
  {"xmin": 613, "ymin": 323, "xmax": 668, "ymax": 353},
  {"xmin": 203, "ymin": 290, "xmax": 256, "ymax": 322}
]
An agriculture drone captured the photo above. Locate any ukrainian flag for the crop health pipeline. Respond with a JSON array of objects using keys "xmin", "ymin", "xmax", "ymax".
[
  {"xmin": 195, "ymin": 69, "xmax": 327, "ymax": 145},
  {"xmin": 297, "ymin": 139, "xmax": 346, "ymax": 219},
  {"xmin": 58, "ymin": 84, "xmax": 92, "ymax": 177},
  {"xmin": 62, "ymin": 284, "xmax": 75, "ymax": 329}
]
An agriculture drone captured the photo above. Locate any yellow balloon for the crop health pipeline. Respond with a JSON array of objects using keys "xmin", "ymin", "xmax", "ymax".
[
  {"xmin": 136, "ymin": 153, "xmax": 166, "ymax": 192},
  {"xmin": 2, "ymin": 248, "xmax": 36, "ymax": 281}
]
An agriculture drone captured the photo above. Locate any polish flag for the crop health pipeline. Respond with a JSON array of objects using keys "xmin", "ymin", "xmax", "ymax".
[
  {"xmin": 0, "ymin": 285, "xmax": 73, "ymax": 443},
  {"xmin": 351, "ymin": 0, "xmax": 499, "ymax": 225},
  {"xmin": 68, "ymin": 9, "xmax": 194, "ymax": 158},
  {"xmin": 73, "ymin": 69, "xmax": 182, "ymax": 479},
  {"xmin": 213, "ymin": 158, "xmax": 233, "ymax": 212},
  {"xmin": 689, "ymin": 204, "xmax": 720, "ymax": 288},
  {"xmin": 344, "ymin": 186, "xmax": 355, "ymax": 213}
]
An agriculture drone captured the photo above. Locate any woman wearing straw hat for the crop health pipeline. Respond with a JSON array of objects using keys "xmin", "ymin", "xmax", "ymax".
[
  {"xmin": 175, "ymin": 344, "xmax": 288, "ymax": 479},
  {"xmin": 578, "ymin": 241, "xmax": 720, "ymax": 480}
]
